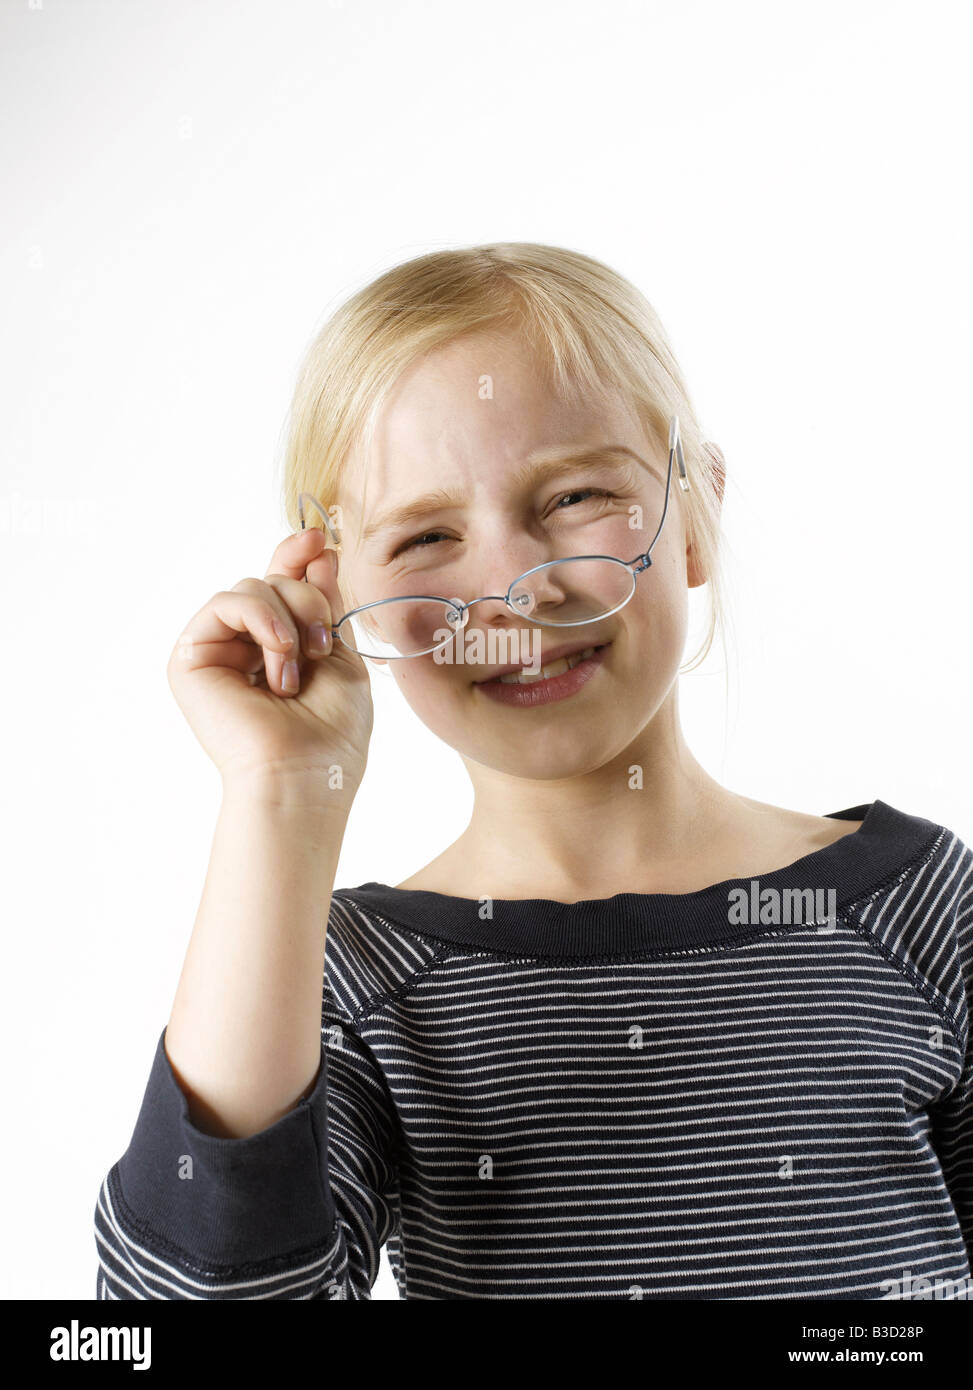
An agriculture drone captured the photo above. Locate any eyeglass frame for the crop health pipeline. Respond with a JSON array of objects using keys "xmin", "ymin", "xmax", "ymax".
[{"xmin": 297, "ymin": 414, "xmax": 690, "ymax": 660}]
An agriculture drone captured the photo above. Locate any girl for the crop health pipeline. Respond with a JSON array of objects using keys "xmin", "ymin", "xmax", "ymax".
[{"xmin": 94, "ymin": 243, "xmax": 972, "ymax": 1300}]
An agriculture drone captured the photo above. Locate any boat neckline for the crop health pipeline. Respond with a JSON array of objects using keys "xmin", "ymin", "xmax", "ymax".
[{"xmin": 334, "ymin": 799, "xmax": 945, "ymax": 957}]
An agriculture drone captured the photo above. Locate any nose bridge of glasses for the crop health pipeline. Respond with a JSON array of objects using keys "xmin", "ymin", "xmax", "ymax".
[{"xmin": 455, "ymin": 592, "xmax": 522, "ymax": 625}]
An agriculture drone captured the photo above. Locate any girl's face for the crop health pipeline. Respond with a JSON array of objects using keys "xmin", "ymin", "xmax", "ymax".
[{"xmin": 335, "ymin": 329, "xmax": 694, "ymax": 780}]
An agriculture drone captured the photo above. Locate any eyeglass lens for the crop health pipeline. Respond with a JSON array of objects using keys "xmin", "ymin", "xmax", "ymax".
[{"xmin": 339, "ymin": 556, "xmax": 638, "ymax": 658}]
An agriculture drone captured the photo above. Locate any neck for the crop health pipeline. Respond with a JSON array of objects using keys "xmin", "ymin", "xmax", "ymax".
[{"xmin": 452, "ymin": 692, "xmax": 741, "ymax": 900}]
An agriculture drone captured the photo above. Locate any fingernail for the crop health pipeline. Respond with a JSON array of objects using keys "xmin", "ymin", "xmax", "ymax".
[
  {"xmin": 281, "ymin": 660, "xmax": 300, "ymax": 693},
  {"xmin": 308, "ymin": 622, "xmax": 330, "ymax": 654},
  {"xmin": 273, "ymin": 618, "xmax": 293, "ymax": 646}
]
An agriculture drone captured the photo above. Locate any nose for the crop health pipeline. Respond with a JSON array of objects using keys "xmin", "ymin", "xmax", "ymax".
[
  {"xmin": 460, "ymin": 592, "xmax": 522, "ymax": 628},
  {"xmin": 461, "ymin": 562, "xmax": 570, "ymax": 629},
  {"xmin": 455, "ymin": 521, "xmax": 575, "ymax": 625}
]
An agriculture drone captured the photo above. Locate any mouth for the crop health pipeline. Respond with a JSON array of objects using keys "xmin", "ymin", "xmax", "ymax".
[
  {"xmin": 473, "ymin": 640, "xmax": 611, "ymax": 686},
  {"xmin": 473, "ymin": 641, "xmax": 611, "ymax": 707}
]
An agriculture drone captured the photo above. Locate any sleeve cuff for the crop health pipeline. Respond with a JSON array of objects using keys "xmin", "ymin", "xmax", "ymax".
[{"xmin": 114, "ymin": 1027, "xmax": 338, "ymax": 1269}]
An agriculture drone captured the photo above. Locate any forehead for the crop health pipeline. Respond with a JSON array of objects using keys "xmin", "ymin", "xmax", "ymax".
[{"xmin": 340, "ymin": 330, "xmax": 649, "ymax": 508}]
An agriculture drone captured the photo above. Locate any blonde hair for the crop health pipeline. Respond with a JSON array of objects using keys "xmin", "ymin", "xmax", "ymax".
[{"xmin": 280, "ymin": 242, "xmax": 728, "ymax": 672}]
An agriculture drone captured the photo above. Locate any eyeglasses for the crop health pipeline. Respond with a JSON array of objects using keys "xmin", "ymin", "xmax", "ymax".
[{"xmin": 298, "ymin": 415, "xmax": 690, "ymax": 660}]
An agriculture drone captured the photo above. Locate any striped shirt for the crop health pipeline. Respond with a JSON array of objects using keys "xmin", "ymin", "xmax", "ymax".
[{"xmin": 94, "ymin": 798, "xmax": 973, "ymax": 1300}]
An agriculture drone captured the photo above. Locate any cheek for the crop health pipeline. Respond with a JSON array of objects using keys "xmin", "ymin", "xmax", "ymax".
[
  {"xmin": 628, "ymin": 552, "xmax": 687, "ymax": 624},
  {"xmin": 390, "ymin": 658, "xmax": 451, "ymax": 706},
  {"xmin": 610, "ymin": 512, "xmax": 653, "ymax": 557},
  {"xmin": 332, "ymin": 574, "xmax": 358, "ymax": 621},
  {"xmin": 609, "ymin": 566, "xmax": 690, "ymax": 684},
  {"xmin": 389, "ymin": 662, "xmax": 481, "ymax": 748}
]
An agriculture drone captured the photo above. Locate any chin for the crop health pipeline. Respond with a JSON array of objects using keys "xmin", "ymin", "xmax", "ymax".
[{"xmin": 464, "ymin": 729, "xmax": 624, "ymax": 782}]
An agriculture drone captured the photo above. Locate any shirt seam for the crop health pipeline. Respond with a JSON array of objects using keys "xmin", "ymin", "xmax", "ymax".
[
  {"xmin": 107, "ymin": 1162, "xmax": 343, "ymax": 1284},
  {"xmin": 835, "ymin": 826, "xmax": 967, "ymax": 1050},
  {"xmin": 834, "ymin": 931, "xmax": 965, "ymax": 1057},
  {"xmin": 335, "ymin": 905, "xmax": 932, "ymax": 968},
  {"xmin": 337, "ymin": 905, "xmax": 851, "ymax": 965},
  {"xmin": 836, "ymin": 826, "xmax": 947, "ymax": 921},
  {"xmin": 348, "ymin": 944, "xmax": 456, "ymax": 1027}
]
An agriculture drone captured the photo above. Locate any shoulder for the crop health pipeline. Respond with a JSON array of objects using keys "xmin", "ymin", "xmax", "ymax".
[
  {"xmin": 735, "ymin": 796, "xmax": 863, "ymax": 848},
  {"xmin": 845, "ymin": 820, "xmax": 973, "ymax": 1035},
  {"xmin": 323, "ymin": 889, "xmax": 448, "ymax": 1023}
]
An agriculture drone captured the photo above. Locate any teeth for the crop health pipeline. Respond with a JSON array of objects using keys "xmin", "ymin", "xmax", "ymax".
[{"xmin": 497, "ymin": 647, "xmax": 596, "ymax": 685}]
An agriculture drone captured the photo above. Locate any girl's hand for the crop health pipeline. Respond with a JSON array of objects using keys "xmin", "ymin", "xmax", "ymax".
[{"xmin": 166, "ymin": 525, "xmax": 373, "ymax": 792}]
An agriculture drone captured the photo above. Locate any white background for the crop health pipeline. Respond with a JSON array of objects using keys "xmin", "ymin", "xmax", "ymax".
[{"xmin": 1, "ymin": 0, "xmax": 970, "ymax": 1301}]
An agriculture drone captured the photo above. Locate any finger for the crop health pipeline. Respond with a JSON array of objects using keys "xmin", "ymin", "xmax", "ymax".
[
  {"xmin": 260, "ymin": 573, "xmax": 337, "ymax": 661},
  {"xmin": 230, "ymin": 577, "xmax": 318, "ymax": 697},
  {"xmin": 265, "ymin": 525, "xmax": 328, "ymax": 583},
  {"xmin": 175, "ymin": 588, "xmax": 299, "ymax": 697},
  {"xmin": 231, "ymin": 573, "xmax": 347, "ymax": 695},
  {"xmin": 180, "ymin": 589, "xmax": 297, "ymax": 657},
  {"xmin": 180, "ymin": 639, "xmax": 265, "ymax": 677},
  {"xmin": 305, "ymin": 543, "xmax": 342, "ymax": 596}
]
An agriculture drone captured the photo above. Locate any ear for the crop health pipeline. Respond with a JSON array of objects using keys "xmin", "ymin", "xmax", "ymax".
[{"xmin": 686, "ymin": 442, "xmax": 726, "ymax": 589}]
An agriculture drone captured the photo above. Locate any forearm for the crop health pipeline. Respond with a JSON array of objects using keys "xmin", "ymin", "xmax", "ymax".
[{"xmin": 165, "ymin": 773, "xmax": 354, "ymax": 1139}]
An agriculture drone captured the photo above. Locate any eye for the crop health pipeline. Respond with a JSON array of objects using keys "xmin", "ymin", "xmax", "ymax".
[
  {"xmin": 551, "ymin": 487, "xmax": 613, "ymax": 511},
  {"xmin": 393, "ymin": 529, "xmax": 452, "ymax": 557}
]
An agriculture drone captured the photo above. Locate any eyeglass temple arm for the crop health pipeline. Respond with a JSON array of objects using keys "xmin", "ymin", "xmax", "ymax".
[
  {"xmin": 297, "ymin": 492, "xmax": 342, "ymax": 547},
  {"xmin": 633, "ymin": 416, "xmax": 690, "ymax": 571}
]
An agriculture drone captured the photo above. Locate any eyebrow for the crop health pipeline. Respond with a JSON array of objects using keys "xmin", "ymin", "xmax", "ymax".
[{"xmin": 358, "ymin": 445, "xmax": 664, "ymax": 544}]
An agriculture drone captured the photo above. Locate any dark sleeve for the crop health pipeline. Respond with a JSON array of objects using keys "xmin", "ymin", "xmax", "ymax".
[{"xmin": 93, "ymin": 1001, "xmax": 401, "ymax": 1300}]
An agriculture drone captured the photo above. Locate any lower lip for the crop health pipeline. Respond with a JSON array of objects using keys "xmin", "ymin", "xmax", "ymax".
[{"xmin": 474, "ymin": 645, "xmax": 609, "ymax": 707}]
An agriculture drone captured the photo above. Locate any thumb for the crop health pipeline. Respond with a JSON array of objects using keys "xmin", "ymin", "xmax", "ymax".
[
  {"xmin": 304, "ymin": 546, "xmax": 345, "ymax": 620},
  {"xmin": 303, "ymin": 548, "xmax": 368, "ymax": 670}
]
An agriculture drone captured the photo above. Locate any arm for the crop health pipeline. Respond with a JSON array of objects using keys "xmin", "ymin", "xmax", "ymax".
[
  {"xmin": 93, "ymin": 781, "xmax": 399, "ymax": 1300},
  {"xmin": 163, "ymin": 775, "xmax": 351, "ymax": 1140}
]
